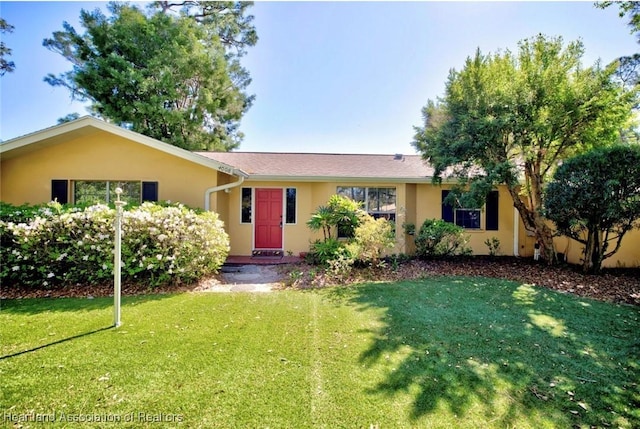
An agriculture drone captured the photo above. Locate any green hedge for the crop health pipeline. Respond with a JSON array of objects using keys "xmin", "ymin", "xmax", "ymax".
[{"xmin": 1, "ymin": 201, "xmax": 229, "ymax": 288}]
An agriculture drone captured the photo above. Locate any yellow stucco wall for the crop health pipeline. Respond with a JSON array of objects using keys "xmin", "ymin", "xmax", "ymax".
[
  {"xmin": 554, "ymin": 228, "xmax": 640, "ymax": 268},
  {"xmin": 224, "ymin": 181, "xmax": 412, "ymax": 256},
  {"xmin": 224, "ymin": 181, "xmax": 319, "ymax": 256},
  {"xmin": 0, "ymin": 130, "xmax": 221, "ymax": 209},
  {"xmin": 3, "ymin": 130, "xmax": 637, "ymax": 266},
  {"xmin": 223, "ymin": 181, "xmax": 522, "ymax": 257},
  {"xmin": 514, "ymin": 208, "xmax": 639, "ymax": 268},
  {"xmin": 414, "ymin": 184, "xmax": 517, "ymax": 256}
]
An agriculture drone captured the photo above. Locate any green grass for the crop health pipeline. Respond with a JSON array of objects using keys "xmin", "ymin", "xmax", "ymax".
[{"xmin": 1, "ymin": 277, "xmax": 639, "ymax": 428}]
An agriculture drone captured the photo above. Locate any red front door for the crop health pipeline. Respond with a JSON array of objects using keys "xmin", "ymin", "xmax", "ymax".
[{"xmin": 255, "ymin": 188, "xmax": 283, "ymax": 249}]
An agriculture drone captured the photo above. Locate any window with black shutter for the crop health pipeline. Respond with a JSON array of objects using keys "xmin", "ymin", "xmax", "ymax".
[
  {"xmin": 441, "ymin": 190, "xmax": 454, "ymax": 223},
  {"xmin": 142, "ymin": 182, "xmax": 158, "ymax": 202},
  {"xmin": 485, "ymin": 191, "xmax": 499, "ymax": 231},
  {"xmin": 441, "ymin": 189, "xmax": 483, "ymax": 229},
  {"xmin": 51, "ymin": 180, "xmax": 69, "ymax": 204}
]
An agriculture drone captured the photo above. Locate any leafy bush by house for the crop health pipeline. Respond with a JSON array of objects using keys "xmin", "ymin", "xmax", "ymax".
[
  {"xmin": 307, "ymin": 195, "xmax": 396, "ymax": 280},
  {"xmin": 0, "ymin": 201, "xmax": 229, "ymax": 288},
  {"xmin": 307, "ymin": 195, "xmax": 364, "ymax": 240},
  {"xmin": 346, "ymin": 216, "xmax": 396, "ymax": 265},
  {"xmin": 414, "ymin": 218, "xmax": 471, "ymax": 258},
  {"xmin": 310, "ymin": 237, "xmax": 349, "ymax": 266}
]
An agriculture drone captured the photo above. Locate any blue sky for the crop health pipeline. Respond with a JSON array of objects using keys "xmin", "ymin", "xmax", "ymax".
[{"xmin": 0, "ymin": 1, "xmax": 637, "ymax": 154}]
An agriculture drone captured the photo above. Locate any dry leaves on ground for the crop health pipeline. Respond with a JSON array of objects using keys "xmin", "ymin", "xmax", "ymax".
[
  {"xmin": 285, "ymin": 257, "xmax": 640, "ymax": 306},
  {"xmin": 2, "ymin": 257, "xmax": 639, "ymax": 306}
]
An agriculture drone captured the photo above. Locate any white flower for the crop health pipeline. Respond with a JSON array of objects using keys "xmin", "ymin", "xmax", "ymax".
[
  {"xmin": 147, "ymin": 264, "xmax": 154, "ymax": 270},
  {"xmin": 157, "ymin": 234, "xmax": 167, "ymax": 242},
  {"xmin": 156, "ymin": 254, "xmax": 162, "ymax": 261},
  {"xmin": 12, "ymin": 266, "xmax": 20, "ymax": 271},
  {"xmin": 102, "ymin": 264, "xmax": 108, "ymax": 270},
  {"xmin": 47, "ymin": 272, "xmax": 55, "ymax": 278},
  {"xmin": 82, "ymin": 255, "xmax": 89, "ymax": 261}
]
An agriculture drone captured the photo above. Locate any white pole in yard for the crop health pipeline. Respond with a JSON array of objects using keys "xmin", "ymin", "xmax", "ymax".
[{"xmin": 114, "ymin": 188, "xmax": 125, "ymax": 328}]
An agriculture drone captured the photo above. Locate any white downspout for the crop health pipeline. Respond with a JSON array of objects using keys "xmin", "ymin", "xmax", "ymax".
[
  {"xmin": 513, "ymin": 207, "xmax": 520, "ymax": 257},
  {"xmin": 204, "ymin": 175, "xmax": 245, "ymax": 211}
]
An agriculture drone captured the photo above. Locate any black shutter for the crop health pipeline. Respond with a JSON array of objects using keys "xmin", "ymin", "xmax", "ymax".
[
  {"xmin": 486, "ymin": 191, "xmax": 499, "ymax": 231},
  {"xmin": 51, "ymin": 180, "xmax": 68, "ymax": 204},
  {"xmin": 441, "ymin": 190, "xmax": 454, "ymax": 223},
  {"xmin": 142, "ymin": 182, "xmax": 158, "ymax": 202}
]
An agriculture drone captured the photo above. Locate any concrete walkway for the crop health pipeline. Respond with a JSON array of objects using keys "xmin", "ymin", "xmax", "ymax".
[{"xmin": 196, "ymin": 264, "xmax": 285, "ymax": 292}]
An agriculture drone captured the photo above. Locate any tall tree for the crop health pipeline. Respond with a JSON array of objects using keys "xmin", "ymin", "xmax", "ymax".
[
  {"xmin": 43, "ymin": 2, "xmax": 257, "ymax": 151},
  {"xmin": 412, "ymin": 34, "xmax": 635, "ymax": 263},
  {"xmin": 598, "ymin": 1, "xmax": 640, "ymax": 41},
  {"xmin": 544, "ymin": 146, "xmax": 640, "ymax": 273},
  {"xmin": 151, "ymin": 1, "xmax": 258, "ymax": 56},
  {"xmin": 0, "ymin": 18, "xmax": 15, "ymax": 76},
  {"xmin": 597, "ymin": 2, "xmax": 640, "ymax": 145}
]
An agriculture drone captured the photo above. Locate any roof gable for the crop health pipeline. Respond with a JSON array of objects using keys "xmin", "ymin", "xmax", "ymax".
[{"xmin": 0, "ymin": 116, "xmax": 247, "ymax": 178}]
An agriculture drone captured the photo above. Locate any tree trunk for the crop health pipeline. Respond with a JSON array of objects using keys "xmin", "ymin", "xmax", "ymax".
[
  {"xmin": 522, "ymin": 161, "xmax": 557, "ymax": 264},
  {"xmin": 583, "ymin": 229, "xmax": 596, "ymax": 273},
  {"xmin": 506, "ymin": 184, "xmax": 557, "ymax": 264},
  {"xmin": 591, "ymin": 229, "xmax": 605, "ymax": 274},
  {"xmin": 534, "ymin": 215, "xmax": 557, "ymax": 264}
]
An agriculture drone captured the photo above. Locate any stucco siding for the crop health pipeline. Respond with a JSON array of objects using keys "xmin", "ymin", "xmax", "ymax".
[
  {"xmin": 1, "ymin": 130, "xmax": 222, "ymax": 209},
  {"xmin": 555, "ymin": 228, "xmax": 640, "ymax": 268},
  {"xmin": 413, "ymin": 184, "xmax": 517, "ymax": 256}
]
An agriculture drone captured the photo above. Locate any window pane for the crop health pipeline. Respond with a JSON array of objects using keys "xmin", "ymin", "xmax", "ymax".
[
  {"xmin": 336, "ymin": 186, "xmax": 395, "ymax": 236},
  {"xmin": 367, "ymin": 188, "xmax": 379, "ymax": 212},
  {"xmin": 367, "ymin": 188, "xmax": 396, "ymax": 214},
  {"xmin": 241, "ymin": 188, "xmax": 252, "ymax": 223},
  {"xmin": 372, "ymin": 213, "xmax": 396, "ymax": 222},
  {"xmin": 109, "ymin": 181, "xmax": 141, "ymax": 205},
  {"xmin": 456, "ymin": 209, "xmax": 481, "ymax": 229},
  {"xmin": 286, "ymin": 188, "xmax": 296, "ymax": 224},
  {"xmin": 380, "ymin": 188, "xmax": 396, "ymax": 214},
  {"xmin": 74, "ymin": 181, "xmax": 141, "ymax": 205},
  {"xmin": 353, "ymin": 187, "xmax": 365, "ymax": 202},
  {"xmin": 336, "ymin": 186, "xmax": 351, "ymax": 199},
  {"xmin": 336, "ymin": 186, "xmax": 365, "ymax": 203},
  {"xmin": 75, "ymin": 181, "xmax": 106, "ymax": 205}
]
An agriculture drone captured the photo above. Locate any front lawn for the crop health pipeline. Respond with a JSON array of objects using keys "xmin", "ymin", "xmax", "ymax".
[{"xmin": 1, "ymin": 277, "xmax": 638, "ymax": 428}]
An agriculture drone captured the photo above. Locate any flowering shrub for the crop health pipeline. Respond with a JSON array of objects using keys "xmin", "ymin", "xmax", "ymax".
[{"xmin": 1, "ymin": 202, "xmax": 229, "ymax": 288}]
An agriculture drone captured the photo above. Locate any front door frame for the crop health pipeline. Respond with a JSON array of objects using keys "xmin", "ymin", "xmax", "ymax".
[{"xmin": 253, "ymin": 187, "xmax": 284, "ymax": 250}]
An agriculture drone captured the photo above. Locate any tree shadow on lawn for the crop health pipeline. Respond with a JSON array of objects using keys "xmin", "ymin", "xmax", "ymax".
[
  {"xmin": 1, "ymin": 295, "xmax": 177, "ymax": 358},
  {"xmin": 0, "ymin": 293, "xmax": 175, "ymax": 315},
  {"xmin": 329, "ymin": 277, "xmax": 640, "ymax": 428}
]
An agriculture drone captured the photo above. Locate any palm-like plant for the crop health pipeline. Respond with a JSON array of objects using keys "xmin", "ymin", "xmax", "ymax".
[
  {"xmin": 306, "ymin": 195, "xmax": 365, "ymax": 241},
  {"xmin": 307, "ymin": 205, "xmax": 334, "ymax": 241}
]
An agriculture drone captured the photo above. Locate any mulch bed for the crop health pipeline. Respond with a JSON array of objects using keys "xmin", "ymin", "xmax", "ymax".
[
  {"xmin": 389, "ymin": 257, "xmax": 640, "ymax": 306},
  {"xmin": 286, "ymin": 257, "xmax": 640, "ymax": 306},
  {"xmin": 2, "ymin": 257, "xmax": 639, "ymax": 306}
]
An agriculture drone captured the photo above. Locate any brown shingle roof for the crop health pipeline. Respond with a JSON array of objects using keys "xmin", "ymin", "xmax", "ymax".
[{"xmin": 196, "ymin": 152, "xmax": 435, "ymax": 181}]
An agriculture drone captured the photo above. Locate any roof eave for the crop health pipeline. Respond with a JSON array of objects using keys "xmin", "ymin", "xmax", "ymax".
[{"xmin": 244, "ymin": 175, "xmax": 439, "ymax": 183}]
